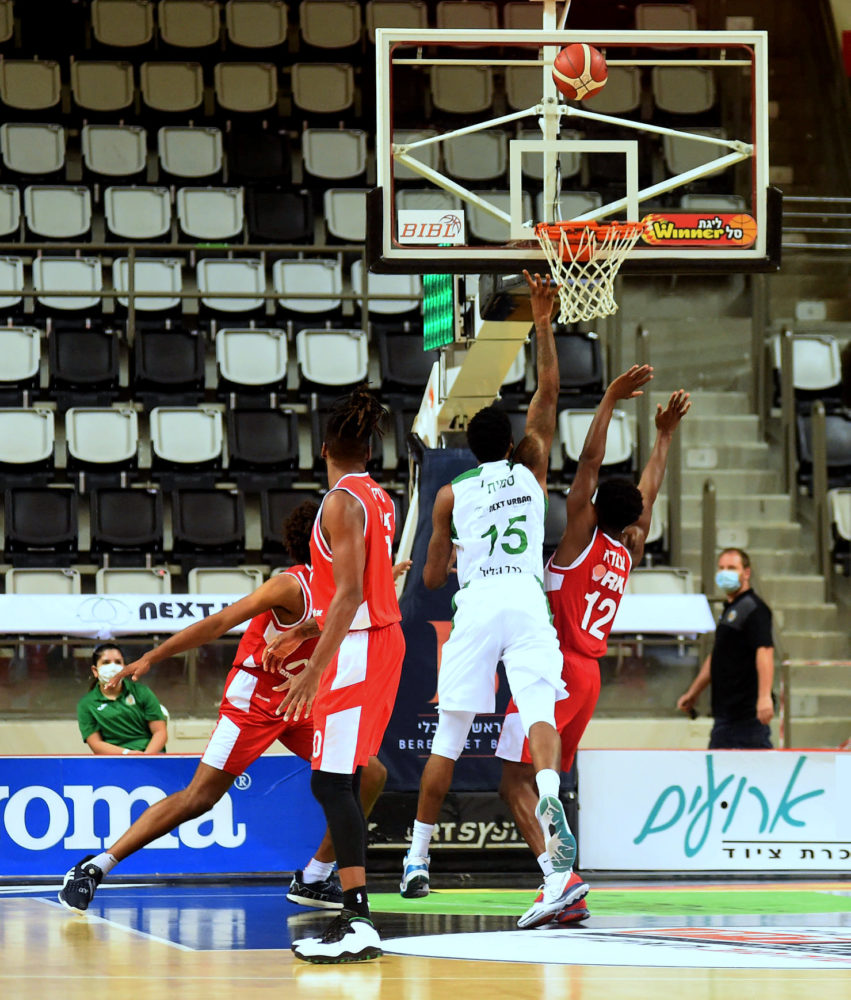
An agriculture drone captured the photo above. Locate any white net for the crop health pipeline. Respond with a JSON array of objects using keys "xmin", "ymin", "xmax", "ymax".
[{"xmin": 535, "ymin": 221, "xmax": 646, "ymax": 323}]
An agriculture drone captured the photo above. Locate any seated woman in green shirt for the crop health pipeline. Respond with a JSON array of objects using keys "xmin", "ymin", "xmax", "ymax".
[{"xmin": 77, "ymin": 643, "xmax": 168, "ymax": 756}]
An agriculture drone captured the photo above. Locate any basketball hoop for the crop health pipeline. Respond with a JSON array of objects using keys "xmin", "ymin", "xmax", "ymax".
[{"xmin": 534, "ymin": 219, "xmax": 647, "ymax": 323}]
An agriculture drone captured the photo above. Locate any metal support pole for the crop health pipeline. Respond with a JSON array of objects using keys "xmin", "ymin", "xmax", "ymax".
[
  {"xmin": 701, "ymin": 478, "xmax": 716, "ymax": 596},
  {"xmin": 779, "ymin": 328, "xmax": 797, "ymax": 518},
  {"xmin": 126, "ymin": 244, "xmax": 136, "ymax": 344},
  {"xmin": 750, "ymin": 273, "xmax": 769, "ymax": 437},
  {"xmin": 811, "ymin": 400, "xmax": 834, "ymax": 603},
  {"xmin": 635, "ymin": 325, "xmax": 650, "ymax": 474},
  {"xmin": 669, "ymin": 427, "xmax": 683, "ymax": 567}
]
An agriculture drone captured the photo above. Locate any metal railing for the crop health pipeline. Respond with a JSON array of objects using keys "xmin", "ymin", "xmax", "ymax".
[{"xmin": 781, "ymin": 196, "xmax": 851, "ymax": 251}]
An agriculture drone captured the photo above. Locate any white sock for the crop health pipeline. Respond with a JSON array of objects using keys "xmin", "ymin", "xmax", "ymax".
[
  {"xmin": 535, "ymin": 768, "xmax": 560, "ymax": 799},
  {"xmin": 91, "ymin": 852, "xmax": 117, "ymax": 875},
  {"xmin": 537, "ymin": 851, "xmax": 554, "ymax": 879},
  {"xmin": 409, "ymin": 820, "xmax": 434, "ymax": 859},
  {"xmin": 302, "ymin": 857, "xmax": 335, "ymax": 883}
]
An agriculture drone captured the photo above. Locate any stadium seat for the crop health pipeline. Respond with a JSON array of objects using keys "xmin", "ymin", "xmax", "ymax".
[
  {"xmin": 0, "ymin": 407, "xmax": 54, "ymax": 486},
  {"xmin": 467, "ymin": 190, "xmax": 533, "ymax": 244},
  {"xmin": 503, "ymin": 1, "xmax": 543, "ymax": 28},
  {"xmin": 301, "ymin": 128, "xmax": 367, "ymax": 183},
  {"xmin": 365, "ymin": 1, "xmax": 428, "ymax": 43},
  {"xmin": 246, "ymin": 188, "xmax": 313, "ymax": 243},
  {"xmin": 196, "ymin": 258, "xmax": 266, "ymax": 316},
  {"xmin": 65, "ymin": 406, "xmax": 139, "ymax": 487},
  {"xmin": 4, "ymin": 486, "xmax": 78, "ymax": 567},
  {"xmin": 225, "ymin": 0, "xmax": 289, "ymax": 49},
  {"xmin": 323, "ymin": 188, "xmax": 368, "ymax": 242},
  {"xmin": 544, "ymin": 490, "xmax": 568, "ymax": 556},
  {"xmin": 0, "ymin": 327, "xmax": 40, "ymax": 405},
  {"xmin": 0, "ymin": 185, "xmax": 19, "ymax": 237},
  {"xmin": 559, "ymin": 408, "xmax": 634, "ymax": 480},
  {"xmin": 797, "ymin": 411, "xmax": 851, "ymax": 489},
  {"xmin": 772, "ymin": 333, "xmax": 843, "ymax": 411},
  {"xmin": 90, "ymin": 487, "xmax": 165, "ymax": 565},
  {"xmin": 133, "ymin": 324, "xmax": 206, "ymax": 407},
  {"xmin": 35, "ymin": 257, "xmax": 103, "ymax": 314},
  {"xmin": 376, "ymin": 329, "xmax": 437, "ymax": 396},
  {"xmin": 159, "ymin": 0, "xmax": 221, "ymax": 49},
  {"xmin": 226, "ymin": 408, "xmax": 300, "ymax": 488},
  {"xmin": 0, "ymin": 122, "xmax": 65, "ymax": 178},
  {"xmin": 273, "ymin": 257, "xmax": 343, "ymax": 321},
  {"xmin": 518, "ymin": 128, "xmax": 582, "ymax": 183},
  {"xmin": 501, "ymin": 351, "xmax": 528, "ymax": 402},
  {"xmin": 296, "ymin": 328, "xmax": 368, "ymax": 394},
  {"xmin": 626, "ymin": 567, "xmax": 695, "ymax": 595},
  {"xmin": 291, "ymin": 63, "xmax": 355, "ymax": 116},
  {"xmin": 436, "ymin": 1, "xmax": 498, "ymax": 28},
  {"xmin": 140, "ymin": 61, "xmax": 204, "ymax": 114},
  {"xmin": 350, "ymin": 260, "xmax": 420, "ymax": 316},
  {"xmin": 396, "ymin": 188, "xmax": 462, "ymax": 216},
  {"xmin": 635, "ymin": 3, "xmax": 697, "ymax": 32},
  {"xmin": 430, "ymin": 66, "xmax": 493, "ymax": 115},
  {"xmin": 535, "ymin": 190, "xmax": 603, "ymax": 221},
  {"xmin": 652, "ymin": 66, "xmax": 717, "ymax": 116},
  {"xmin": 662, "ymin": 126, "xmax": 729, "ymax": 179},
  {"xmin": 0, "ymin": 59, "xmax": 62, "ymax": 112},
  {"xmin": 214, "ymin": 62, "xmax": 278, "ymax": 114},
  {"xmin": 0, "ymin": 255, "xmax": 24, "ymax": 314},
  {"xmin": 0, "ymin": 0, "xmax": 11, "ymax": 44},
  {"xmin": 227, "ymin": 129, "xmax": 292, "ymax": 185},
  {"xmin": 24, "ymin": 186, "xmax": 92, "ymax": 241},
  {"xmin": 216, "ymin": 327, "xmax": 288, "ymax": 399},
  {"xmin": 158, "ymin": 126, "xmax": 224, "ymax": 181},
  {"xmin": 643, "ymin": 495, "xmax": 668, "ymax": 565},
  {"xmin": 70, "ymin": 60, "xmax": 135, "ymax": 113},
  {"xmin": 113, "ymin": 257, "xmax": 182, "ymax": 314},
  {"xmin": 91, "ymin": 0, "xmax": 155, "ymax": 48},
  {"xmin": 150, "ymin": 406, "xmax": 224, "ymax": 486},
  {"xmin": 48, "ymin": 327, "xmax": 119, "ymax": 407},
  {"xmin": 391, "ymin": 128, "xmax": 441, "ymax": 182},
  {"xmin": 176, "ymin": 186, "xmax": 245, "ymax": 241},
  {"xmin": 82, "ymin": 124, "xmax": 147, "ymax": 180},
  {"xmin": 104, "ymin": 186, "xmax": 172, "ymax": 241},
  {"xmin": 261, "ymin": 487, "xmax": 324, "ymax": 564},
  {"xmin": 5, "ymin": 567, "xmax": 82, "ymax": 595},
  {"xmin": 444, "ymin": 131, "xmax": 508, "ymax": 183},
  {"xmin": 584, "ymin": 66, "xmax": 642, "ymax": 115},
  {"xmin": 172, "ymin": 488, "xmax": 245, "ymax": 569},
  {"xmin": 829, "ymin": 487, "xmax": 851, "ymax": 575},
  {"xmin": 299, "ymin": 1, "xmax": 362, "ymax": 51},
  {"xmin": 188, "ymin": 566, "xmax": 265, "ymax": 595},
  {"xmin": 505, "ymin": 66, "xmax": 542, "ymax": 111},
  {"xmin": 679, "ymin": 193, "xmax": 747, "ymax": 213},
  {"xmin": 96, "ymin": 566, "xmax": 172, "ymax": 594},
  {"xmin": 552, "ymin": 332, "xmax": 604, "ymax": 400}
]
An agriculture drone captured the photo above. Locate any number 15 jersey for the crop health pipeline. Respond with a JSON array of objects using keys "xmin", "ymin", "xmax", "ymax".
[{"xmin": 545, "ymin": 527, "xmax": 632, "ymax": 658}]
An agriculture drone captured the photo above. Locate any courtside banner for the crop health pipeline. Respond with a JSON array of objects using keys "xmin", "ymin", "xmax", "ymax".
[
  {"xmin": 578, "ymin": 749, "xmax": 850, "ymax": 872},
  {"xmin": 0, "ymin": 755, "xmax": 325, "ymax": 878}
]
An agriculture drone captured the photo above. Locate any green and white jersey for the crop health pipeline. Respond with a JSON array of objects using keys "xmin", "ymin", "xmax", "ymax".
[{"xmin": 451, "ymin": 459, "xmax": 546, "ymax": 586}]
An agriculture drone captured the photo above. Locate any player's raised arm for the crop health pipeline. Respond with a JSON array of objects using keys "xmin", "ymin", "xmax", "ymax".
[
  {"xmin": 422, "ymin": 484, "xmax": 455, "ymax": 590},
  {"xmin": 512, "ymin": 270, "xmax": 560, "ymax": 490}
]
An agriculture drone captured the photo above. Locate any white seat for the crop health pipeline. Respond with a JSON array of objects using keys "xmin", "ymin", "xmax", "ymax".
[
  {"xmin": 273, "ymin": 257, "xmax": 343, "ymax": 314},
  {"xmin": 535, "ymin": 189, "xmax": 603, "ymax": 221},
  {"xmin": 396, "ymin": 188, "xmax": 462, "ymax": 216},
  {"xmin": 71, "ymin": 60, "xmax": 135, "ymax": 112},
  {"xmin": 302, "ymin": 128, "xmax": 367, "ymax": 181},
  {"xmin": 503, "ymin": 1, "xmax": 543, "ymax": 28},
  {"xmin": 216, "ymin": 328, "xmax": 288, "ymax": 388},
  {"xmin": 113, "ymin": 257, "xmax": 182, "ymax": 312},
  {"xmin": 140, "ymin": 61, "xmax": 204, "ymax": 113},
  {"xmin": 771, "ymin": 334, "xmax": 842, "ymax": 393},
  {"xmin": 518, "ymin": 128, "xmax": 582, "ymax": 182},
  {"xmin": 0, "ymin": 256, "xmax": 24, "ymax": 310},
  {"xmin": 214, "ymin": 62, "xmax": 278, "ymax": 113},
  {"xmin": 503, "ymin": 347, "xmax": 526, "ymax": 389},
  {"xmin": 323, "ymin": 188, "xmax": 368, "ymax": 242},
  {"xmin": 392, "ymin": 128, "xmax": 440, "ymax": 181},
  {"xmin": 430, "ymin": 65, "xmax": 494, "ymax": 114},
  {"xmin": 505, "ymin": 66, "xmax": 545, "ymax": 112},
  {"xmin": 33, "ymin": 257, "xmax": 102, "ymax": 311},
  {"xmin": 299, "ymin": 0, "xmax": 362, "ymax": 48},
  {"xmin": 351, "ymin": 259, "xmax": 420, "ymax": 315},
  {"xmin": 65, "ymin": 406, "xmax": 139, "ymax": 467},
  {"xmin": 159, "ymin": 0, "xmax": 221, "ymax": 48},
  {"xmin": 188, "ymin": 566, "xmax": 264, "ymax": 595},
  {"xmin": 436, "ymin": 1, "xmax": 498, "ymax": 29},
  {"xmin": 559, "ymin": 408, "xmax": 634, "ymax": 465},
  {"xmin": 829, "ymin": 488, "xmax": 851, "ymax": 543},
  {"xmin": 150, "ymin": 406, "xmax": 224, "ymax": 465},
  {"xmin": 82, "ymin": 124, "xmax": 147, "ymax": 178},
  {"xmin": 158, "ymin": 126, "xmax": 223, "ymax": 179},
  {"xmin": 365, "ymin": 1, "xmax": 428, "ymax": 42},
  {"xmin": 0, "ymin": 123, "xmax": 65, "ymax": 176},
  {"xmin": 0, "ymin": 59, "xmax": 62, "ymax": 111},
  {"xmin": 197, "ymin": 258, "xmax": 265, "ymax": 312},
  {"xmin": 652, "ymin": 66, "xmax": 716, "ymax": 115},
  {"xmin": 468, "ymin": 190, "xmax": 533, "ymax": 243},
  {"xmin": 636, "ymin": 3, "xmax": 697, "ymax": 31},
  {"xmin": 679, "ymin": 193, "xmax": 747, "ymax": 213},
  {"xmin": 104, "ymin": 186, "xmax": 172, "ymax": 240},
  {"xmin": 0, "ymin": 185, "xmax": 20, "ymax": 236},
  {"xmin": 0, "ymin": 0, "xmax": 11, "ymax": 42},
  {"xmin": 0, "ymin": 407, "xmax": 54, "ymax": 466},
  {"xmin": 444, "ymin": 130, "xmax": 507, "ymax": 182},
  {"xmin": 92, "ymin": 0, "xmax": 155, "ymax": 47},
  {"xmin": 5, "ymin": 567, "xmax": 81, "ymax": 595},
  {"xmin": 291, "ymin": 63, "xmax": 355, "ymax": 114},
  {"xmin": 663, "ymin": 126, "xmax": 729, "ymax": 178},
  {"xmin": 584, "ymin": 66, "xmax": 642, "ymax": 115},
  {"xmin": 24, "ymin": 186, "xmax": 92, "ymax": 239},
  {"xmin": 296, "ymin": 328, "xmax": 368, "ymax": 387},
  {"xmin": 626, "ymin": 567, "xmax": 695, "ymax": 595},
  {"xmin": 177, "ymin": 187, "xmax": 244, "ymax": 240},
  {"xmin": 225, "ymin": 0, "xmax": 289, "ymax": 48},
  {"xmin": 0, "ymin": 327, "xmax": 40, "ymax": 384},
  {"xmin": 645, "ymin": 495, "xmax": 668, "ymax": 548},
  {"xmin": 96, "ymin": 566, "xmax": 172, "ymax": 595}
]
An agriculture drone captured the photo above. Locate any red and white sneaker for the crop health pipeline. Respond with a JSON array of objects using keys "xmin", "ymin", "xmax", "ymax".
[
  {"xmin": 516, "ymin": 871, "xmax": 589, "ymax": 929},
  {"xmin": 553, "ymin": 897, "xmax": 590, "ymax": 925}
]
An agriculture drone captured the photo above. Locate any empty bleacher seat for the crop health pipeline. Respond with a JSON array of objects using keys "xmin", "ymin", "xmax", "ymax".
[
  {"xmin": 652, "ymin": 66, "xmax": 716, "ymax": 116},
  {"xmin": 444, "ymin": 131, "xmax": 508, "ymax": 183},
  {"xmin": 299, "ymin": 1, "xmax": 362, "ymax": 50},
  {"xmin": 91, "ymin": 0, "xmax": 155, "ymax": 48},
  {"xmin": 643, "ymin": 495, "xmax": 669, "ymax": 565},
  {"xmin": 96, "ymin": 566, "xmax": 172, "ymax": 594},
  {"xmin": 679, "ymin": 193, "xmax": 747, "ymax": 213},
  {"xmin": 396, "ymin": 188, "xmax": 462, "ymax": 216},
  {"xmin": 302, "ymin": 128, "xmax": 367, "ymax": 182},
  {"xmin": 4, "ymin": 486, "xmax": 78, "ymax": 567},
  {"xmin": 188, "ymin": 566, "xmax": 264, "ymax": 595},
  {"xmin": 34, "ymin": 257, "xmax": 102, "ymax": 312},
  {"xmin": 196, "ymin": 257, "xmax": 265, "ymax": 314},
  {"xmin": 505, "ymin": 67, "xmax": 543, "ymax": 112},
  {"xmin": 70, "ymin": 60, "xmax": 135, "ymax": 113},
  {"xmin": 140, "ymin": 61, "xmax": 204, "ymax": 114},
  {"xmin": 430, "ymin": 66, "xmax": 493, "ymax": 115},
  {"xmin": 436, "ymin": 1, "xmax": 498, "ymax": 28},
  {"xmin": 391, "ymin": 128, "xmax": 440, "ymax": 181},
  {"xmin": 114, "ymin": 257, "xmax": 182, "ymax": 313},
  {"xmin": 635, "ymin": 3, "xmax": 697, "ymax": 32},
  {"xmin": 214, "ymin": 62, "xmax": 278, "ymax": 114},
  {"xmin": 159, "ymin": 0, "xmax": 221, "ymax": 49},
  {"xmin": 176, "ymin": 186, "xmax": 244, "ymax": 241},
  {"xmin": 584, "ymin": 66, "xmax": 642, "ymax": 115},
  {"xmin": 544, "ymin": 490, "xmax": 568, "ymax": 556},
  {"xmin": 0, "ymin": 123, "xmax": 65, "ymax": 177},
  {"xmin": 225, "ymin": 0, "xmax": 289, "ymax": 49},
  {"xmin": 351, "ymin": 260, "xmax": 420, "ymax": 316},
  {"xmin": 105, "ymin": 186, "xmax": 172, "ymax": 240},
  {"xmin": 246, "ymin": 188, "xmax": 314, "ymax": 243},
  {"xmin": 226, "ymin": 408, "xmax": 300, "ymax": 488},
  {"xmin": 0, "ymin": 0, "xmax": 11, "ymax": 43},
  {"xmin": 158, "ymin": 126, "xmax": 223, "ymax": 181},
  {"xmin": 65, "ymin": 406, "xmax": 139, "ymax": 485},
  {"xmin": 227, "ymin": 129, "xmax": 291, "ymax": 185},
  {"xmin": 0, "ymin": 327, "xmax": 40, "ymax": 404},
  {"xmin": 82, "ymin": 124, "xmax": 147, "ymax": 179},
  {"xmin": 772, "ymin": 333, "xmax": 843, "ymax": 408},
  {"xmin": 519, "ymin": 128, "xmax": 582, "ymax": 183},
  {"xmin": 216, "ymin": 327, "xmax": 288, "ymax": 397},
  {"xmin": 0, "ymin": 407, "xmax": 55, "ymax": 485},
  {"xmin": 133, "ymin": 325, "xmax": 206, "ymax": 406},
  {"xmin": 48, "ymin": 328, "xmax": 119, "ymax": 405},
  {"xmin": 503, "ymin": 1, "xmax": 543, "ymax": 28},
  {"xmin": 273, "ymin": 257, "xmax": 343, "ymax": 318},
  {"xmin": 0, "ymin": 256, "xmax": 24, "ymax": 313},
  {"xmin": 663, "ymin": 126, "xmax": 729, "ymax": 179},
  {"xmin": 0, "ymin": 185, "xmax": 19, "ymax": 237},
  {"xmin": 296, "ymin": 328, "xmax": 368, "ymax": 393},
  {"xmin": 626, "ymin": 567, "xmax": 695, "ymax": 595},
  {"xmin": 535, "ymin": 190, "xmax": 603, "ymax": 221},
  {"xmin": 377, "ymin": 329, "xmax": 437, "ymax": 396},
  {"xmin": 261, "ymin": 487, "xmax": 324, "ymax": 563},
  {"xmin": 553, "ymin": 333, "xmax": 604, "ymax": 399},
  {"xmin": 797, "ymin": 411, "xmax": 851, "ymax": 489},
  {"xmin": 323, "ymin": 188, "xmax": 368, "ymax": 242},
  {"xmin": 90, "ymin": 487, "xmax": 164, "ymax": 566},
  {"xmin": 172, "ymin": 488, "xmax": 245, "ymax": 568},
  {"xmin": 467, "ymin": 190, "xmax": 533, "ymax": 243},
  {"xmin": 559, "ymin": 408, "xmax": 634, "ymax": 479},
  {"xmin": 5, "ymin": 567, "xmax": 82, "ymax": 595},
  {"xmin": 0, "ymin": 59, "xmax": 62, "ymax": 112},
  {"xmin": 829, "ymin": 488, "xmax": 851, "ymax": 575},
  {"xmin": 24, "ymin": 186, "xmax": 92, "ymax": 240},
  {"xmin": 150, "ymin": 406, "xmax": 224, "ymax": 485},
  {"xmin": 291, "ymin": 63, "xmax": 355, "ymax": 116},
  {"xmin": 365, "ymin": 1, "xmax": 428, "ymax": 42}
]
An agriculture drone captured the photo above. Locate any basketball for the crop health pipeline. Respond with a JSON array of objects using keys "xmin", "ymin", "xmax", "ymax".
[{"xmin": 552, "ymin": 43, "xmax": 608, "ymax": 101}]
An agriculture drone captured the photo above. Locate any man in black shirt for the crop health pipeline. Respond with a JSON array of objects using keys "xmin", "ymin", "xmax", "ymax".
[{"xmin": 677, "ymin": 547, "xmax": 775, "ymax": 748}]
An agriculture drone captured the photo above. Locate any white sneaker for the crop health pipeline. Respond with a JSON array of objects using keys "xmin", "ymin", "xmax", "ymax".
[
  {"xmin": 535, "ymin": 795, "xmax": 576, "ymax": 873},
  {"xmin": 293, "ymin": 910, "xmax": 382, "ymax": 964},
  {"xmin": 517, "ymin": 871, "xmax": 589, "ymax": 929},
  {"xmin": 399, "ymin": 852, "xmax": 430, "ymax": 898}
]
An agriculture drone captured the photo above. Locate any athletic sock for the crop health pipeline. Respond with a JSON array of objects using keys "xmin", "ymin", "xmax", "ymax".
[
  {"xmin": 535, "ymin": 768, "xmax": 560, "ymax": 800},
  {"xmin": 302, "ymin": 858, "xmax": 335, "ymax": 883},
  {"xmin": 91, "ymin": 852, "xmax": 117, "ymax": 875},
  {"xmin": 537, "ymin": 851, "xmax": 554, "ymax": 879},
  {"xmin": 409, "ymin": 820, "xmax": 434, "ymax": 859},
  {"xmin": 343, "ymin": 886, "xmax": 370, "ymax": 918}
]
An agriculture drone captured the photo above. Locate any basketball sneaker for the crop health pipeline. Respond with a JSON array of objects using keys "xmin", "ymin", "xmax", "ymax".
[
  {"xmin": 399, "ymin": 852, "xmax": 430, "ymax": 898},
  {"xmin": 554, "ymin": 897, "xmax": 590, "ymax": 925},
  {"xmin": 293, "ymin": 909, "xmax": 382, "ymax": 964},
  {"xmin": 535, "ymin": 795, "xmax": 576, "ymax": 873},
  {"xmin": 58, "ymin": 855, "xmax": 103, "ymax": 914},
  {"xmin": 517, "ymin": 870, "xmax": 589, "ymax": 929},
  {"xmin": 287, "ymin": 869, "xmax": 344, "ymax": 910}
]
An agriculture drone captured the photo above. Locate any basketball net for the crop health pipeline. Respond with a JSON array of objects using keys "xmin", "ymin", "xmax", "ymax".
[{"xmin": 534, "ymin": 219, "xmax": 647, "ymax": 323}]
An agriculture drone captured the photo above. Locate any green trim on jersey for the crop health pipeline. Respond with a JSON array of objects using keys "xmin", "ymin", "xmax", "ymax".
[{"xmin": 451, "ymin": 467, "xmax": 482, "ymax": 485}]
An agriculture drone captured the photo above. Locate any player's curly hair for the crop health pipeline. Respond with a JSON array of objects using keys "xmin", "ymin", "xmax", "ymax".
[
  {"xmin": 324, "ymin": 384, "xmax": 387, "ymax": 462},
  {"xmin": 594, "ymin": 477, "xmax": 644, "ymax": 533},
  {"xmin": 466, "ymin": 404, "xmax": 513, "ymax": 463},
  {"xmin": 283, "ymin": 500, "xmax": 319, "ymax": 564}
]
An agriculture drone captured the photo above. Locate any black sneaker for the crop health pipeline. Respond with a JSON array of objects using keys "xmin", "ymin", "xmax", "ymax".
[
  {"xmin": 287, "ymin": 869, "xmax": 344, "ymax": 910},
  {"xmin": 293, "ymin": 909, "xmax": 382, "ymax": 964},
  {"xmin": 58, "ymin": 856, "xmax": 103, "ymax": 914}
]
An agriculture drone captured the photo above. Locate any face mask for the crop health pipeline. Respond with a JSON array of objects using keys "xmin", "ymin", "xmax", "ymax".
[
  {"xmin": 715, "ymin": 569, "xmax": 741, "ymax": 593},
  {"xmin": 96, "ymin": 662, "xmax": 123, "ymax": 684}
]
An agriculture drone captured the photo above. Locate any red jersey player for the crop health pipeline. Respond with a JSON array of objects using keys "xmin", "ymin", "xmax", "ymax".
[
  {"xmin": 496, "ymin": 369, "xmax": 690, "ymax": 929},
  {"xmin": 57, "ymin": 502, "xmax": 388, "ymax": 917},
  {"xmin": 266, "ymin": 385, "xmax": 405, "ymax": 965}
]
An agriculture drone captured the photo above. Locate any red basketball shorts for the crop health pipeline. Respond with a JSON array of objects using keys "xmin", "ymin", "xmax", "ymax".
[
  {"xmin": 495, "ymin": 652, "xmax": 601, "ymax": 773},
  {"xmin": 311, "ymin": 621, "xmax": 405, "ymax": 774},
  {"xmin": 201, "ymin": 666, "xmax": 315, "ymax": 776}
]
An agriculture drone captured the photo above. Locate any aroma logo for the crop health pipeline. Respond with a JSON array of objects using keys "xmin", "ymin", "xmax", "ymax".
[{"xmin": 397, "ymin": 209, "xmax": 465, "ymax": 245}]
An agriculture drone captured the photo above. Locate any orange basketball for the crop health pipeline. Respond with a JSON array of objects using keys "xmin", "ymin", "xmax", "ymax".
[
  {"xmin": 552, "ymin": 43, "xmax": 608, "ymax": 101},
  {"xmin": 726, "ymin": 214, "xmax": 758, "ymax": 247}
]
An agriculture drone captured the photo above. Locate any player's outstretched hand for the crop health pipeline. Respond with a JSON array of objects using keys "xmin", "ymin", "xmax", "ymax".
[
  {"xmin": 275, "ymin": 663, "xmax": 321, "ymax": 722},
  {"xmin": 262, "ymin": 630, "xmax": 304, "ymax": 672},
  {"xmin": 392, "ymin": 559, "xmax": 412, "ymax": 581},
  {"xmin": 655, "ymin": 389, "xmax": 691, "ymax": 433},
  {"xmin": 607, "ymin": 364, "xmax": 654, "ymax": 400},
  {"xmin": 104, "ymin": 656, "xmax": 151, "ymax": 690},
  {"xmin": 522, "ymin": 269, "xmax": 559, "ymax": 324}
]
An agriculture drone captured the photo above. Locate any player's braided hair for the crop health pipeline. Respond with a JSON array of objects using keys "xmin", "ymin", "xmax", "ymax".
[
  {"xmin": 324, "ymin": 384, "xmax": 387, "ymax": 462},
  {"xmin": 282, "ymin": 500, "xmax": 319, "ymax": 564}
]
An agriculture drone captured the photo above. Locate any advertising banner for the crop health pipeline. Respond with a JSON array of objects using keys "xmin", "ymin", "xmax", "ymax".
[
  {"xmin": 578, "ymin": 749, "xmax": 850, "ymax": 871},
  {"xmin": 0, "ymin": 755, "xmax": 325, "ymax": 878}
]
